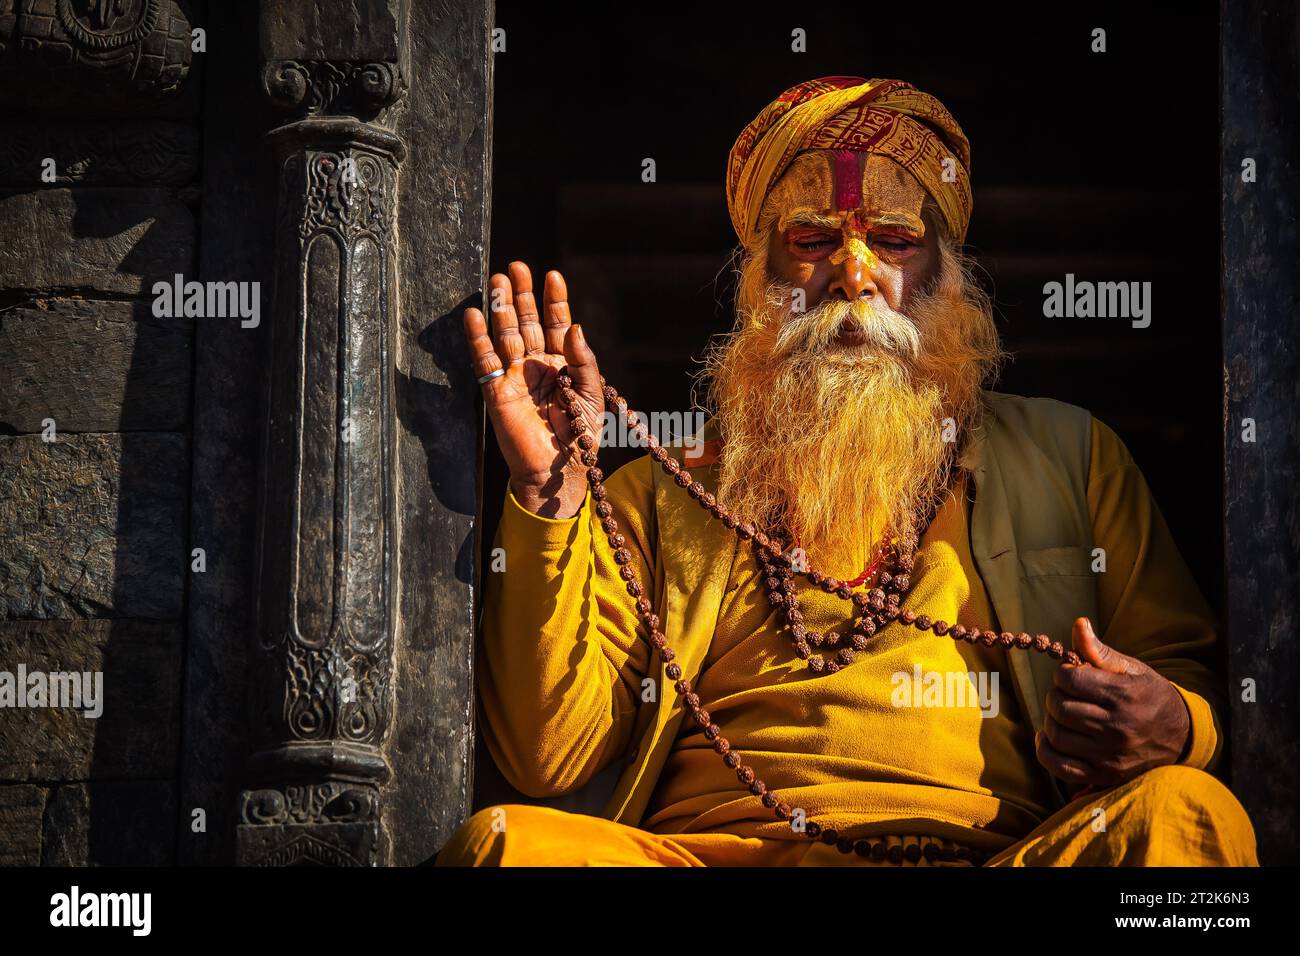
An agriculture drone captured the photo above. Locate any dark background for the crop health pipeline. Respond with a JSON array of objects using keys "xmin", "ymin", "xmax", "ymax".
[{"xmin": 477, "ymin": 2, "xmax": 1223, "ymax": 806}]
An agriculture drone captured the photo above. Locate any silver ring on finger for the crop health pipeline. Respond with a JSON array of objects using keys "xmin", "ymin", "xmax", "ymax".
[{"xmin": 477, "ymin": 368, "xmax": 506, "ymax": 384}]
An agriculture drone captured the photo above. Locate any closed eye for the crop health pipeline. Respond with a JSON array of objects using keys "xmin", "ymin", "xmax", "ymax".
[{"xmin": 786, "ymin": 226, "xmax": 838, "ymax": 252}]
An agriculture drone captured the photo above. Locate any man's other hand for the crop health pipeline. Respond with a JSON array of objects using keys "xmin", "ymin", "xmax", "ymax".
[{"xmin": 1035, "ymin": 617, "xmax": 1192, "ymax": 788}]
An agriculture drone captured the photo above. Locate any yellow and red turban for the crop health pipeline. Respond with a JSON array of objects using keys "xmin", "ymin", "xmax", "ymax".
[{"xmin": 726, "ymin": 76, "xmax": 972, "ymax": 248}]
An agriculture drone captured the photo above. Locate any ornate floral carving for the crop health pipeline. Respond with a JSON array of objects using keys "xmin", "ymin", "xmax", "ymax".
[
  {"xmin": 262, "ymin": 59, "xmax": 405, "ymax": 116},
  {"xmin": 283, "ymin": 643, "xmax": 388, "ymax": 744},
  {"xmin": 243, "ymin": 789, "xmax": 287, "ymax": 825},
  {"xmin": 297, "ymin": 148, "xmax": 395, "ymax": 243},
  {"xmin": 240, "ymin": 784, "xmax": 379, "ymax": 826}
]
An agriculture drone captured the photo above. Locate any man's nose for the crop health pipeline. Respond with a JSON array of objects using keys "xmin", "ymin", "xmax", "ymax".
[{"xmin": 828, "ymin": 238, "xmax": 879, "ymax": 301}]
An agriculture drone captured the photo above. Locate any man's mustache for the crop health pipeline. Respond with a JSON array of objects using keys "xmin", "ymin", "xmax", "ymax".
[{"xmin": 770, "ymin": 290, "xmax": 922, "ymax": 361}]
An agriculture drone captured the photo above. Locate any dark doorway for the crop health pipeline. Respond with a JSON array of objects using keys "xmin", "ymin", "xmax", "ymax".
[{"xmin": 476, "ymin": 2, "xmax": 1223, "ymax": 810}]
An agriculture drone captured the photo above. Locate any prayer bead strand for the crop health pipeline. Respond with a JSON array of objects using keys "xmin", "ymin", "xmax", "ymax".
[{"xmin": 555, "ymin": 369, "xmax": 1084, "ymax": 865}]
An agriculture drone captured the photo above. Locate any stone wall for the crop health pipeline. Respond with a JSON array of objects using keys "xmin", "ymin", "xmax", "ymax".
[
  {"xmin": 0, "ymin": 0, "xmax": 487, "ymax": 867},
  {"xmin": 0, "ymin": 0, "xmax": 201, "ymax": 864}
]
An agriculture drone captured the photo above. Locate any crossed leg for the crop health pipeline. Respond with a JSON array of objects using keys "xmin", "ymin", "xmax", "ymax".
[
  {"xmin": 985, "ymin": 765, "xmax": 1257, "ymax": 866},
  {"xmin": 438, "ymin": 765, "xmax": 1257, "ymax": 867},
  {"xmin": 436, "ymin": 803, "xmax": 712, "ymax": 867}
]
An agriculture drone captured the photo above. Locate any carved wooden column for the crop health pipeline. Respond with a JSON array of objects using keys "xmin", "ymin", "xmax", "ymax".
[{"xmin": 237, "ymin": 0, "xmax": 408, "ymax": 867}]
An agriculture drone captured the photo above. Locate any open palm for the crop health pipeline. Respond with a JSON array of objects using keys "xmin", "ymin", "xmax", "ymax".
[{"xmin": 463, "ymin": 262, "xmax": 605, "ymax": 517}]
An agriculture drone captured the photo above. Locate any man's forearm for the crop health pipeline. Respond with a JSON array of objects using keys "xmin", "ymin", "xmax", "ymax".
[{"xmin": 477, "ymin": 487, "xmax": 644, "ymax": 796}]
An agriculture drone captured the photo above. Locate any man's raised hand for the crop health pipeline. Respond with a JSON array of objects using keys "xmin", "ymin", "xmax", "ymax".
[{"xmin": 464, "ymin": 262, "xmax": 605, "ymax": 518}]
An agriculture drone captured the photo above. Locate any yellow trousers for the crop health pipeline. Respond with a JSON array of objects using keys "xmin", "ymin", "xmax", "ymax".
[{"xmin": 437, "ymin": 765, "xmax": 1257, "ymax": 866}]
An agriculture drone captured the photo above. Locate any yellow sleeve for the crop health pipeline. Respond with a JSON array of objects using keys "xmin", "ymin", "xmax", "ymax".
[
  {"xmin": 477, "ymin": 456, "xmax": 655, "ymax": 797},
  {"xmin": 1087, "ymin": 418, "xmax": 1226, "ymax": 773}
]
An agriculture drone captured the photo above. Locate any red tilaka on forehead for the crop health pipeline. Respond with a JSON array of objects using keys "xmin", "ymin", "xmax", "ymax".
[{"xmin": 829, "ymin": 149, "xmax": 864, "ymax": 213}]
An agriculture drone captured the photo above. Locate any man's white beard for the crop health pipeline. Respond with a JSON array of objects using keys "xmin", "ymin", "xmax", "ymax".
[
  {"xmin": 700, "ymin": 245, "xmax": 999, "ymax": 573},
  {"xmin": 767, "ymin": 279, "xmax": 923, "ymax": 364}
]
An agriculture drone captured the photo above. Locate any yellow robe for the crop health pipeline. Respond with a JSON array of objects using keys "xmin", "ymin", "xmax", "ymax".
[{"xmin": 440, "ymin": 416, "xmax": 1256, "ymax": 866}]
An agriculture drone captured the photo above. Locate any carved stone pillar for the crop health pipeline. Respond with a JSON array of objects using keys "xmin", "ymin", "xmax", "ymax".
[{"xmin": 237, "ymin": 0, "xmax": 407, "ymax": 867}]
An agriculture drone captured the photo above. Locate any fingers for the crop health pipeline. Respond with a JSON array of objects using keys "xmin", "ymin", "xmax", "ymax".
[
  {"xmin": 487, "ymin": 273, "xmax": 526, "ymax": 365},
  {"xmin": 542, "ymin": 270, "xmax": 573, "ymax": 354},
  {"xmin": 1035, "ymin": 730, "xmax": 1099, "ymax": 785},
  {"xmin": 508, "ymin": 261, "xmax": 545, "ymax": 355},
  {"xmin": 1046, "ymin": 687, "xmax": 1112, "ymax": 735},
  {"xmin": 1054, "ymin": 660, "xmax": 1126, "ymax": 707},
  {"xmin": 562, "ymin": 323, "xmax": 602, "ymax": 397},
  {"xmin": 463, "ymin": 306, "xmax": 505, "ymax": 393},
  {"xmin": 1071, "ymin": 617, "xmax": 1137, "ymax": 675},
  {"xmin": 1042, "ymin": 713, "xmax": 1106, "ymax": 762}
]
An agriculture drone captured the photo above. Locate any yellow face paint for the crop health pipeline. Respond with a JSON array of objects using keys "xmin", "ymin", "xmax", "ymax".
[
  {"xmin": 830, "ymin": 236, "xmax": 877, "ymax": 268},
  {"xmin": 767, "ymin": 154, "xmax": 836, "ymax": 235},
  {"xmin": 762, "ymin": 151, "xmax": 930, "ymax": 269}
]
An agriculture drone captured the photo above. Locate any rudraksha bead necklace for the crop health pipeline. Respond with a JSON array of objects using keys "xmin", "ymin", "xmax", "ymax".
[
  {"xmin": 554, "ymin": 369, "xmax": 1086, "ymax": 866},
  {"xmin": 758, "ymin": 523, "xmax": 919, "ymax": 675}
]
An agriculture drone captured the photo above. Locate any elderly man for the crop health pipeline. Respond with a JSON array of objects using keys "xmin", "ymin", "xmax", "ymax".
[{"xmin": 441, "ymin": 76, "xmax": 1256, "ymax": 866}]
